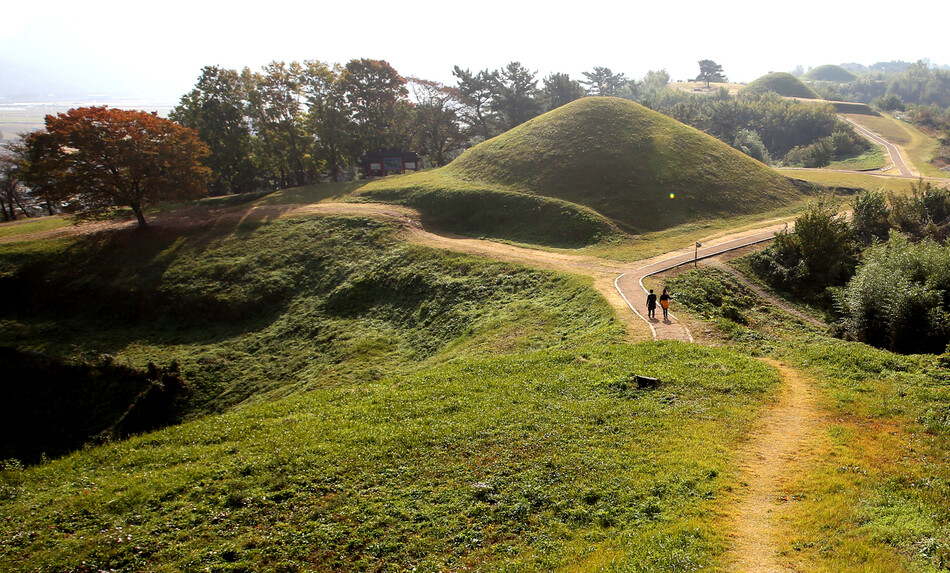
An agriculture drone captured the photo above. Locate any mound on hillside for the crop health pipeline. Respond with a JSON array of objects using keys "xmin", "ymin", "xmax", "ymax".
[
  {"xmin": 804, "ymin": 65, "xmax": 859, "ymax": 83},
  {"xmin": 744, "ymin": 73, "xmax": 821, "ymax": 99},
  {"xmin": 435, "ymin": 97, "xmax": 809, "ymax": 234}
]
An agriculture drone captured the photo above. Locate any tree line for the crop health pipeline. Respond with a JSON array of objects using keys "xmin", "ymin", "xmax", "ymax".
[
  {"xmin": 165, "ymin": 60, "xmax": 683, "ymax": 195},
  {"xmin": 2, "ymin": 57, "xmax": 942, "ymax": 224},
  {"xmin": 164, "ymin": 58, "xmax": 873, "ymax": 194}
]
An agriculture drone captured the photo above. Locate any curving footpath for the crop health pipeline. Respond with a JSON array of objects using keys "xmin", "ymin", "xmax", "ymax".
[
  {"xmin": 613, "ymin": 221, "xmax": 792, "ymax": 342},
  {"xmin": 842, "ymin": 116, "xmax": 915, "ymax": 177},
  {"xmin": 0, "ymin": 201, "xmax": 794, "ymax": 343}
]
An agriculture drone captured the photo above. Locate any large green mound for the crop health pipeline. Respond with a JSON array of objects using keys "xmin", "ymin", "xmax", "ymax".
[
  {"xmin": 437, "ymin": 97, "xmax": 808, "ymax": 234},
  {"xmin": 744, "ymin": 72, "xmax": 822, "ymax": 99},
  {"xmin": 804, "ymin": 64, "xmax": 859, "ymax": 83}
]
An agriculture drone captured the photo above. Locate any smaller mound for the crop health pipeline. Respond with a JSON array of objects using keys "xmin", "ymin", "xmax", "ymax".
[
  {"xmin": 804, "ymin": 65, "xmax": 859, "ymax": 83},
  {"xmin": 358, "ymin": 170, "xmax": 618, "ymax": 248},
  {"xmin": 744, "ymin": 73, "xmax": 821, "ymax": 99}
]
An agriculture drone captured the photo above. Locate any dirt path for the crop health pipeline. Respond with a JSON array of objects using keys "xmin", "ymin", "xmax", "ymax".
[
  {"xmin": 724, "ymin": 360, "xmax": 823, "ymax": 572},
  {"xmin": 3, "ymin": 200, "xmax": 828, "ymax": 566},
  {"xmin": 0, "ymin": 201, "xmax": 794, "ymax": 343}
]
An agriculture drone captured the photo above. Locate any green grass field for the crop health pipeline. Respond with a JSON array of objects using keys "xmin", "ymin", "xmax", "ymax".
[
  {"xmin": 660, "ymin": 264, "xmax": 950, "ymax": 572},
  {"xmin": 0, "ymin": 216, "xmax": 71, "ymax": 238},
  {"xmin": 0, "ymin": 341, "xmax": 780, "ymax": 571},
  {"xmin": 827, "ymin": 146, "xmax": 886, "ymax": 171},
  {"xmin": 0, "ymin": 207, "xmax": 786, "ymax": 571},
  {"xmin": 777, "ymin": 169, "xmax": 926, "ymax": 194},
  {"xmin": 844, "ymin": 112, "xmax": 946, "ymax": 178},
  {"xmin": 3, "ymin": 93, "xmax": 950, "ymax": 571}
]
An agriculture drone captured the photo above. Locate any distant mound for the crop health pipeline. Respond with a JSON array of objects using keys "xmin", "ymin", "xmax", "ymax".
[
  {"xmin": 442, "ymin": 98, "xmax": 807, "ymax": 232},
  {"xmin": 804, "ymin": 65, "xmax": 859, "ymax": 83},
  {"xmin": 361, "ymin": 97, "xmax": 810, "ymax": 241},
  {"xmin": 744, "ymin": 73, "xmax": 821, "ymax": 99}
]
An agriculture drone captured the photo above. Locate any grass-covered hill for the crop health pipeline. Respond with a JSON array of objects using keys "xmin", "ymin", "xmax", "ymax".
[
  {"xmin": 744, "ymin": 72, "xmax": 822, "ymax": 99},
  {"xmin": 359, "ymin": 97, "xmax": 811, "ymax": 239},
  {"xmin": 0, "ymin": 215, "xmax": 622, "ymax": 458},
  {"xmin": 803, "ymin": 64, "xmax": 860, "ymax": 83},
  {"xmin": 0, "ymin": 209, "xmax": 783, "ymax": 571}
]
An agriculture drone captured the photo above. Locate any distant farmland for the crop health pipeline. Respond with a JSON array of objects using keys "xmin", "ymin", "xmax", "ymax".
[{"xmin": 0, "ymin": 101, "xmax": 174, "ymax": 143}]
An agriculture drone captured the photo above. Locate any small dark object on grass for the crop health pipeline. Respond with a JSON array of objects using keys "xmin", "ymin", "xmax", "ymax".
[{"xmin": 635, "ymin": 375, "xmax": 660, "ymax": 389}]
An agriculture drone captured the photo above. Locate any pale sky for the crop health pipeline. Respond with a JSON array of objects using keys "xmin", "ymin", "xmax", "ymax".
[{"xmin": 2, "ymin": 0, "xmax": 947, "ymax": 103}]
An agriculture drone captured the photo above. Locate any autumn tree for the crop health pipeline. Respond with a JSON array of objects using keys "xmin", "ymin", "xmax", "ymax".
[
  {"xmin": 0, "ymin": 150, "xmax": 30, "ymax": 221},
  {"xmin": 8, "ymin": 131, "xmax": 61, "ymax": 216},
  {"xmin": 28, "ymin": 107, "xmax": 210, "ymax": 228},
  {"xmin": 170, "ymin": 66, "xmax": 257, "ymax": 194}
]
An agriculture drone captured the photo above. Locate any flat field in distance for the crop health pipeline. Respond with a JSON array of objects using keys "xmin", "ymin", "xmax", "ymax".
[{"xmin": 0, "ymin": 102, "xmax": 174, "ymax": 143}]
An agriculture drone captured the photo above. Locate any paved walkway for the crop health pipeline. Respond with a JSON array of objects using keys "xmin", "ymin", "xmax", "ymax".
[{"xmin": 613, "ymin": 221, "xmax": 792, "ymax": 341}]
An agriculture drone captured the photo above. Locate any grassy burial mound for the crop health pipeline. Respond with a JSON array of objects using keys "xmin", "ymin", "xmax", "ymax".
[
  {"xmin": 363, "ymin": 97, "xmax": 810, "ymax": 239},
  {"xmin": 803, "ymin": 64, "xmax": 859, "ymax": 83},
  {"xmin": 744, "ymin": 72, "xmax": 822, "ymax": 99}
]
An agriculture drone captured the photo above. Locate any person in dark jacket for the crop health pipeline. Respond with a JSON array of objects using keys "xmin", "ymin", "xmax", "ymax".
[{"xmin": 646, "ymin": 289, "xmax": 657, "ymax": 319}]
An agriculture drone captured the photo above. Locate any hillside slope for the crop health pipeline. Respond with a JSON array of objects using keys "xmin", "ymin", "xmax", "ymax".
[
  {"xmin": 803, "ymin": 64, "xmax": 859, "ymax": 83},
  {"xmin": 744, "ymin": 72, "xmax": 822, "ymax": 99},
  {"xmin": 363, "ymin": 97, "xmax": 811, "ymax": 238},
  {"xmin": 443, "ymin": 97, "xmax": 809, "ymax": 233}
]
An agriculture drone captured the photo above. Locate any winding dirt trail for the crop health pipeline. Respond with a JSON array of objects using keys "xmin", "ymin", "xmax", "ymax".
[
  {"xmin": 3, "ymin": 200, "xmax": 829, "ymax": 568},
  {"xmin": 1, "ymin": 201, "xmax": 797, "ymax": 342},
  {"xmin": 724, "ymin": 360, "xmax": 823, "ymax": 572}
]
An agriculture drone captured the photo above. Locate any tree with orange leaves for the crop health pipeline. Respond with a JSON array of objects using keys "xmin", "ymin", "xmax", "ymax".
[{"xmin": 30, "ymin": 106, "xmax": 210, "ymax": 228}]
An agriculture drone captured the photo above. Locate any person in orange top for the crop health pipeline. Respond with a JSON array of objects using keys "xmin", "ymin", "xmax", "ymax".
[{"xmin": 659, "ymin": 288, "xmax": 671, "ymax": 320}]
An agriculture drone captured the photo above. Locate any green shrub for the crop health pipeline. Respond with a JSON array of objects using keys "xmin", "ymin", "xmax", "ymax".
[
  {"xmin": 836, "ymin": 233, "xmax": 950, "ymax": 353},
  {"xmin": 851, "ymin": 189, "xmax": 891, "ymax": 245},
  {"xmin": 750, "ymin": 195, "xmax": 857, "ymax": 301},
  {"xmin": 733, "ymin": 129, "xmax": 771, "ymax": 164}
]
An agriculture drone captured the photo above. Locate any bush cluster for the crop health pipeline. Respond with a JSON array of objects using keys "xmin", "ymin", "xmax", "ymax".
[
  {"xmin": 751, "ymin": 182, "xmax": 950, "ymax": 353},
  {"xmin": 784, "ymin": 129, "xmax": 872, "ymax": 168},
  {"xmin": 749, "ymin": 195, "xmax": 858, "ymax": 301}
]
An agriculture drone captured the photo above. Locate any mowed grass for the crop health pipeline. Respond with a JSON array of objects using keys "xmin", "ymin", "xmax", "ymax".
[
  {"xmin": 663, "ymin": 264, "xmax": 950, "ymax": 571},
  {"xmin": 0, "ymin": 216, "xmax": 71, "ymax": 238},
  {"xmin": 844, "ymin": 112, "xmax": 947, "ymax": 178},
  {"xmin": 358, "ymin": 169, "xmax": 619, "ymax": 248},
  {"xmin": 827, "ymin": 146, "xmax": 886, "ymax": 171},
  {"xmin": 777, "ymin": 169, "xmax": 925, "ymax": 195},
  {"xmin": 0, "ymin": 341, "xmax": 780, "ymax": 572}
]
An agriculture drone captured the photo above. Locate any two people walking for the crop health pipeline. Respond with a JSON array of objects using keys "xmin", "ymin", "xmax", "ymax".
[{"xmin": 646, "ymin": 288, "xmax": 672, "ymax": 320}]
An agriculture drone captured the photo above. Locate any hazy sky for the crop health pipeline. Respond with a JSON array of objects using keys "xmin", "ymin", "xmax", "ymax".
[{"xmin": 2, "ymin": 0, "xmax": 946, "ymax": 102}]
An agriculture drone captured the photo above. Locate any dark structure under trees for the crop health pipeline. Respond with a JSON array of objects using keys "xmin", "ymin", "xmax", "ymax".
[{"xmin": 360, "ymin": 150, "xmax": 423, "ymax": 177}]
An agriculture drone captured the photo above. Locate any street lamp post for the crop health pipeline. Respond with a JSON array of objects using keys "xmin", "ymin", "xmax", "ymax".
[{"xmin": 694, "ymin": 242, "xmax": 702, "ymax": 267}]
